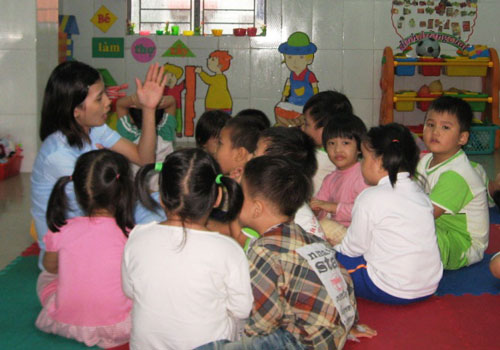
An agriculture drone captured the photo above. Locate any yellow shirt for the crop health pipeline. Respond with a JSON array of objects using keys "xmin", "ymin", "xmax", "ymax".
[{"xmin": 199, "ymin": 72, "xmax": 232, "ymax": 110}]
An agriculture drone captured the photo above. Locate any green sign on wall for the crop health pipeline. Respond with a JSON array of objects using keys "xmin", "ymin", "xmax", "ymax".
[{"xmin": 92, "ymin": 37, "xmax": 124, "ymax": 58}]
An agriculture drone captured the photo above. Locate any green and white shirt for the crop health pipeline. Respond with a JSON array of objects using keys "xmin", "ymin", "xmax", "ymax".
[
  {"xmin": 417, "ymin": 150, "xmax": 489, "ymax": 265},
  {"xmin": 117, "ymin": 113, "xmax": 176, "ymax": 163}
]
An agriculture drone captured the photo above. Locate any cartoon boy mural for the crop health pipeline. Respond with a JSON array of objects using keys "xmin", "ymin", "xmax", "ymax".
[
  {"xmin": 163, "ymin": 63, "xmax": 186, "ymax": 137},
  {"xmin": 275, "ymin": 32, "xmax": 319, "ymax": 127},
  {"xmin": 195, "ymin": 50, "xmax": 233, "ymax": 114}
]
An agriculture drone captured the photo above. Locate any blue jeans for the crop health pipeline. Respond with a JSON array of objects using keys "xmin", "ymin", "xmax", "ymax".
[
  {"xmin": 336, "ymin": 253, "xmax": 431, "ymax": 305},
  {"xmin": 194, "ymin": 329, "xmax": 305, "ymax": 350}
]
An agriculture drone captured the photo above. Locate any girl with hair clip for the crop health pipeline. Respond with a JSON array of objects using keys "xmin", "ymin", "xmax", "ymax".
[
  {"xmin": 335, "ymin": 123, "xmax": 443, "ymax": 304},
  {"xmin": 32, "ymin": 60, "xmax": 167, "ymax": 269},
  {"xmin": 122, "ymin": 148, "xmax": 253, "ymax": 350},
  {"xmin": 35, "ymin": 149, "xmax": 134, "ymax": 348}
]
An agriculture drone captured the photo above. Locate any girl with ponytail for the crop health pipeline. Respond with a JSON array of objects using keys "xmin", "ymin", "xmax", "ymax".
[
  {"xmin": 334, "ymin": 123, "xmax": 443, "ymax": 304},
  {"xmin": 36, "ymin": 149, "xmax": 135, "ymax": 347},
  {"xmin": 122, "ymin": 148, "xmax": 253, "ymax": 350}
]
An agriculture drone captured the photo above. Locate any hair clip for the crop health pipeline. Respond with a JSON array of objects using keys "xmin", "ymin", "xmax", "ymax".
[
  {"xmin": 392, "ymin": 139, "xmax": 400, "ymax": 143},
  {"xmin": 155, "ymin": 162, "xmax": 163, "ymax": 172},
  {"xmin": 116, "ymin": 173, "xmax": 120, "ymax": 179},
  {"xmin": 215, "ymin": 174, "xmax": 223, "ymax": 185}
]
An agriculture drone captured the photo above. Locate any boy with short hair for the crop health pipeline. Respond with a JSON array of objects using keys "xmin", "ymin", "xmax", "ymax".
[
  {"xmin": 417, "ymin": 96, "xmax": 489, "ymax": 270},
  {"xmin": 301, "ymin": 91, "xmax": 353, "ymax": 194},
  {"xmin": 196, "ymin": 156, "xmax": 375, "ymax": 350},
  {"xmin": 215, "ymin": 117, "xmax": 262, "ymax": 177}
]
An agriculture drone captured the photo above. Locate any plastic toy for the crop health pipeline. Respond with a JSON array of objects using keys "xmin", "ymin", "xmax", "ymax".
[
  {"xmin": 416, "ymin": 38, "xmax": 441, "ymax": 58},
  {"xmin": 457, "ymin": 44, "xmax": 489, "ymax": 58}
]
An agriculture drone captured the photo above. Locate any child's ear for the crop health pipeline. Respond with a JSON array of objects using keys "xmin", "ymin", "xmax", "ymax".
[
  {"xmin": 458, "ymin": 131, "xmax": 469, "ymax": 146},
  {"xmin": 253, "ymin": 199, "xmax": 263, "ymax": 219},
  {"xmin": 214, "ymin": 186, "xmax": 223, "ymax": 208},
  {"xmin": 235, "ymin": 147, "xmax": 250, "ymax": 163}
]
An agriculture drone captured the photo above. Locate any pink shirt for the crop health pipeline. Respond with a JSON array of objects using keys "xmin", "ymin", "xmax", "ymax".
[
  {"xmin": 314, "ymin": 162, "xmax": 369, "ymax": 226},
  {"xmin": 43, "ymin": 217, "xmax": 132, "ymax": 326}
]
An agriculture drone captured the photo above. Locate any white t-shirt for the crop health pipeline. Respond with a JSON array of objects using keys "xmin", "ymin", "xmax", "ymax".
[
  {"xmin": 335, "ymin": 173, "xmax": 443, "ymax": 299},
  {"xmin": 122, "ymin": 223, "xmax": 253, "ymax": 350}
]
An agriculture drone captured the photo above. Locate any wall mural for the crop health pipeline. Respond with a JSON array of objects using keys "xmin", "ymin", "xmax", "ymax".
[{"xmin": 274, "ymin": 32, "xmax": 318, "ymax": 128}]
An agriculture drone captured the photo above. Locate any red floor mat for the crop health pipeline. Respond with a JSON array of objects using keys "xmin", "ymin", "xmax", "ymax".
[{"xmin": 346, "ymin": 294, "xmax": 500, "ymax": 350}]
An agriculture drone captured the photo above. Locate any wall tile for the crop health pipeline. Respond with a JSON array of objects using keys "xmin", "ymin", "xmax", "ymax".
[
  {"xmin": 250, "ymin": 98, "xmax": 281, "ymax": 124},
  {"xmin": 0, "ymin": 50, "xmax": 37, "ymax": 115},
  {"xmin": 312, "ymin": 0, "xmax": 343, "ymax": 50},
  {"xmin": 282, "ymin": 1, "xmax": 313, "ymax": 41},
  {"xmin": 373, "ymin": 1, "xmax": 400, "ymax": 50},
  {"xmin": 249, "ymin": 49, "xmax": 283, "ymax": 100},
  {"xmin": 313, "ymin": 50, "xmax": 343, "ymax": 92},
  {"xmin": 342, "ymin": 50, "xmax": 374, "ymax": 99},
  {"xmin": 343, "ymin": 1, "xmax": 374, "ymax": 50},
  {"xmin": 350, "ymin": 98, "xmax": 374, "ymax": 127}
]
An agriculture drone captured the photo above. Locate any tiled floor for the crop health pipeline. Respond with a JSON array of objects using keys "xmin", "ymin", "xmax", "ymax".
[{"xmin": 1, "ymin": 151, "xmax": 499, "ymax": 270}]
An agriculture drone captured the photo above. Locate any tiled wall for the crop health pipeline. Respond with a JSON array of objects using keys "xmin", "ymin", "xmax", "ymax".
[
  {"xmin": 2, "ymin": 0, "xmax": 500, "ymax": 171},
  {"xmin": 0, "ymin": 0, "xmax": 58, "ymax": 172}
]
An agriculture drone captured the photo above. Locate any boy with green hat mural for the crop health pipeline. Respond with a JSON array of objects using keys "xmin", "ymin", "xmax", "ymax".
[{"xmin": 275, "ymin": 32, "xmax": 319, "ymax": 127}]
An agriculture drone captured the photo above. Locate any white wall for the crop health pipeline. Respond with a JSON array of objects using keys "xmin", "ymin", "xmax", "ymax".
[
  {"xmin": 2, "ymin": 0, "xmax": 500, "ymax": 171},
  {"xmin": 0, "ymin": 0, "xmax": 58, "ymax": 172}
]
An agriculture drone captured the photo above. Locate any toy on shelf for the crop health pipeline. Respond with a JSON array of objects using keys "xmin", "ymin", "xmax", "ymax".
[
  {"xmin": 416, "ymin": 38, "xmax": 441, "ymax": 58},
  {"xmin": 0, "ymin": 136, "xmax": 23, "ymax": 181},
  {"xmin": 379, "ymin": 46, "xmax": 499, "ymax": 144}
]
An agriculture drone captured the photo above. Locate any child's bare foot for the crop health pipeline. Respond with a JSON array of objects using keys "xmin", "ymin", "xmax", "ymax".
[{"xmin": 349, "ymin": 323, "xmax": 377, "ymax": 339}]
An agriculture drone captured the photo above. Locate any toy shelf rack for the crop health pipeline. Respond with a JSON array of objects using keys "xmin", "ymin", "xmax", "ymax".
[{"xmin": 379, "ymin": 46, "xmax": 499, "ymax": 146}]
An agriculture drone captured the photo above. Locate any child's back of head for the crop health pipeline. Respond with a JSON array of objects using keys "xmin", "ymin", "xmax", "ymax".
[
  {"xmin": 258, "ymin": 127, "xmax": 317, "ymax": 179},
  {"xmin": 364, "ymin": 123, "xmax": 419, "ymax": 187},
  {"xmin": 129, "ymin": 108, "xmax": 166, "ymax": 129},
  {"xmin": 136, "ymin": 148, "xmax": 243, "ymax": 223},
  {"xmin": 243, "ymin": 156, "xmax": 312, "ymax": 217},
  {"xmin": 427, "ymin": 95, "xmax": 473, "ymax": 133},
  {"xmin": 322, "ymin": 113, "xmax": 367, "ymax": 151},
  {"xmin": 46, "ymin": 149, "xmax": 135, "ymax": 235},
  {"xmin": 303, "ymin": 90, "xmax": 353, "ymax": 129},
  {"xmin": 195, "ymin": 110, "xmax": 231, "ymax": 148},
  {"xmin": 235, "ymin": 109, "xmax": 271, "ymax": 130},
  {"xmin": 223, "ymin": 117, "xmax": 263, "ymax": 154}
]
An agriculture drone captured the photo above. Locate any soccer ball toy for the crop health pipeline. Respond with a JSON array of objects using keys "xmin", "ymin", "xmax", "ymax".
[{"xmin": 416, "ymin": 38, "xmax": 441, "ymax": 58}]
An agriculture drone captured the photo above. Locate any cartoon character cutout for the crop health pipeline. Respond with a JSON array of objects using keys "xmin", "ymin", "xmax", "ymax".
[
  {"xmin": 195, "ymin": 50, "xmax": 233, "ymax": 114},
  {"xmin": 275, "ymin": 32, "xmax": 318, "ymax": 127},
  {"xmin": 163, "ymin": 63, "xmax": 186, "ymax": 137}
]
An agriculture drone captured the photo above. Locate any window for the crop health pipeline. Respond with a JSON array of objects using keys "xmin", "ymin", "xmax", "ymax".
[{"xmin": 129, "ymin": 0, "xmax": 266, "ymax": 35}]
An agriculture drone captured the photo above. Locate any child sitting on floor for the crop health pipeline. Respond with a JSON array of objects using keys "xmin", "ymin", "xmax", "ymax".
[
  {"xmin": 195, "ymin": 110, "xmax": 231, "ymax": 157},
  {"xmin": 116, "ymin": 92, "xmax": 177, "ymax": 164},
  {"xmin": 335, "ymin": 123, "xmax": 443, "ymax": 304},
  {"xmin": 122, "ymin": 148, "xmax": 253, "ymax": 349},
  {"xmin": 36, "ymin": 150, "xmax": 134, "ymax": 348},
  {"xmin": 417, "ymin": 96, "xmax": 489, "ymax": 270},
  {"xmin": 301, "ymin": 90, "xmax": 353, "ymax": 194},
  {"xmin": 195, "ymin": 156, "xmax": 376, "ymax": 350},
  {"xmin": 310, "ymin": 113, "xmax": 369, "ymax": 244}
]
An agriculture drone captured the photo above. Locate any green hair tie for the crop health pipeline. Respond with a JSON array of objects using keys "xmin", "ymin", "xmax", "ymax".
[
  {"xmin": 155, "ymin": 162, "xmax": 163, "ymax": 172},
  {"xmin": 215, "ymin": 174, "xmax": 223, "ymax": 185}
]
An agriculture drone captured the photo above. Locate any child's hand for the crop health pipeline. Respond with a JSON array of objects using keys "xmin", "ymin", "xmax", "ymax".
[
  {"xmin": 195, "ymin": 67, "xmax": 202, "ymax": 74},
  {"xmin": 310, "ymin": 199, "xmax": 338, "ymax": 214},
  {"xmin": 349, "ymin": 323, "xmax": 377, "ymax": 340},
  {"xmin": 135, "ymin": 63, "xmax": 168, "ymax": 110}
]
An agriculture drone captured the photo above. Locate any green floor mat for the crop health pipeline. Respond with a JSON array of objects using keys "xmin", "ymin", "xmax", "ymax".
[{"xmin": 0, "ymin": 255, "xmax": 100, "ymax": 349}]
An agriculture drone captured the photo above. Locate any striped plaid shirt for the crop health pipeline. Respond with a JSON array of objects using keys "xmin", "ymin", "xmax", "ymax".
[{"xmin": 245, "ymin": 222, "xmax": 358, "ymax": 350}]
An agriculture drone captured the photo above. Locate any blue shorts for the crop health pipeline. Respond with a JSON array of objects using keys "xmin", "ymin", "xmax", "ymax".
[{"xmin": 335, "ymin": 253, "xmax": 431, "ymax": 305}]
